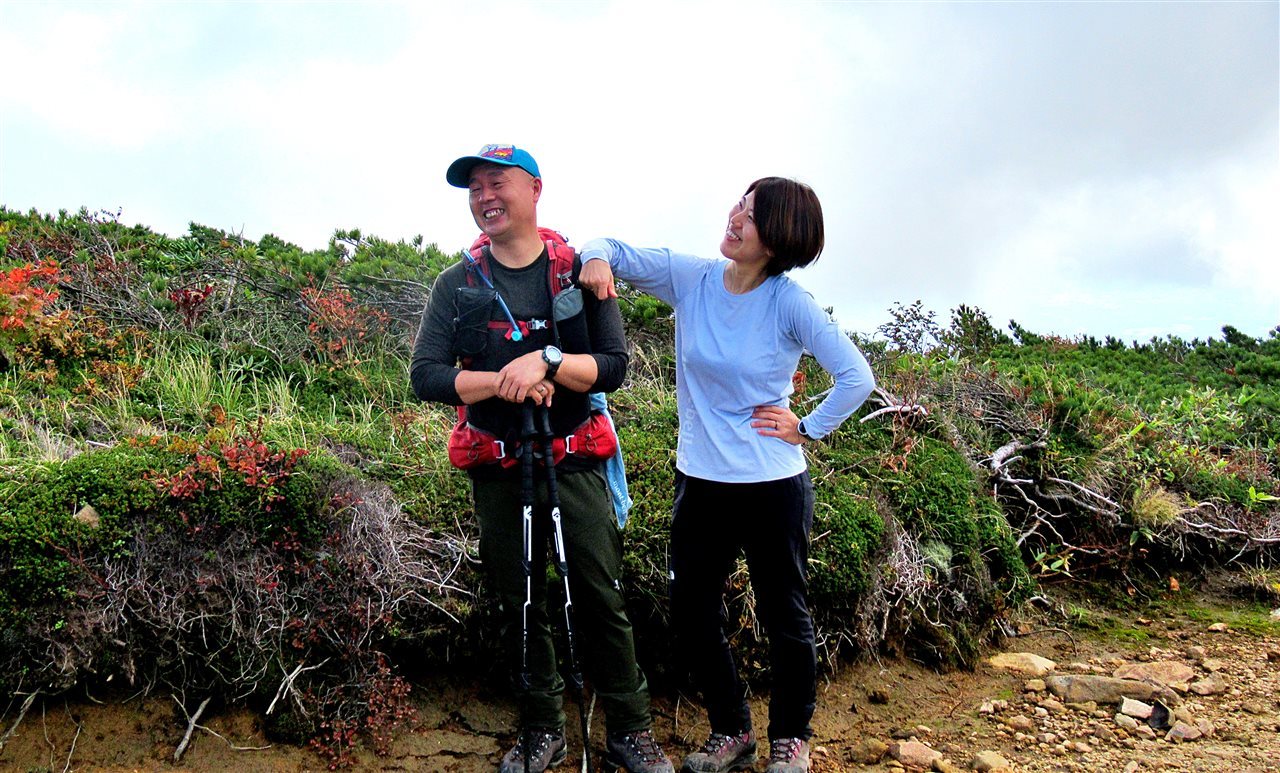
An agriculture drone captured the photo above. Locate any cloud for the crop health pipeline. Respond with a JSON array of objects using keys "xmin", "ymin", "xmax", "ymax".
[{"xmin": 1, "ymin": 0, "xmax": 1275, "ymax": 342}]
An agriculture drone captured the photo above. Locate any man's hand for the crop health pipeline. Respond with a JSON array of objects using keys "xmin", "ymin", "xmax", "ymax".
[
  {"xmin": 579, "ymin": 259, "xmax": 617, "ymax": 301},
  {"xmin": 496, "ymin": 351, "xmax": 555, "ymax": 404}
]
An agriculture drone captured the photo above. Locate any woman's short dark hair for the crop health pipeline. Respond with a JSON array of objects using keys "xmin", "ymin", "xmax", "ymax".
[{"xmin": 747, "ymin": 177, "xmax": 824, "ymax": 276}]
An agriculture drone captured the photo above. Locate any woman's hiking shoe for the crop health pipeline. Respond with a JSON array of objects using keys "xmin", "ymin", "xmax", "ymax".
[
  {"xmin": 680, "ymin": 730, "xmax": 756, "ymax": 772},
  {"xmin": 499, "ymin": 728, "xmax": 566, "ymax": 772},
  {"xmin": 604, "ymin": 728, "xmax": 675, "ymax": 772},
  {"xmin": 764, "ymin": 737, "xmax": 810, "ymax": 772}
]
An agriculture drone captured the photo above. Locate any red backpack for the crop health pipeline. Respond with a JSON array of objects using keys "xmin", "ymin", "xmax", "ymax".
[{"xmin": 446, "ymin": 229, "xmax": 620, "ymax": 469}]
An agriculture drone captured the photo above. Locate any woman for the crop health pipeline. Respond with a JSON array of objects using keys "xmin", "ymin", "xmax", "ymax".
[{"xmin": 578, "ymin": 177, "xmax": 874, "ymax": 773}]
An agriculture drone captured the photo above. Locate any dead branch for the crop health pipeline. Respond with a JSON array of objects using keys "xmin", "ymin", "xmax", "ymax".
[
  {"xmin": 173, "ymin": 694, "xmax": 211, "ymax": 762},
  {"xmin": 0, "ymin": 690, "xmax": 39, "ymax": 751}
]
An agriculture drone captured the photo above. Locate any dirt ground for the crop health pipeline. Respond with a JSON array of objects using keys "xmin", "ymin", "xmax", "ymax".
[{"xmin": 2, "ymin": 582, "xmax": 1278, "ymax": 772}]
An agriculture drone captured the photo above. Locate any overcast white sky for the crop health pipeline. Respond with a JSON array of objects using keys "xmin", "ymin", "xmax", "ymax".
[{"xmin": 2, "ymin": 0, "xmax": 1276, "ymax": 343}]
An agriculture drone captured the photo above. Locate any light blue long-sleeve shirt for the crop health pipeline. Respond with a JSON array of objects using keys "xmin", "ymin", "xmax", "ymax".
[{"xmin": 581, "ymin": 238, "xmax": 875, "ymax": 484}]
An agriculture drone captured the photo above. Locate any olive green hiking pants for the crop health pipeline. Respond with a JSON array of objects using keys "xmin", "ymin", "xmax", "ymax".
[{"xmin": 473, "ymin": 467, "xmax": 651, "ymax": 734}]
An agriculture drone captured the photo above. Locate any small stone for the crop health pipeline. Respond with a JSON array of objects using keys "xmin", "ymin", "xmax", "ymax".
[
  {"xmin": 970, "ymin": 750, "xmax": 1012, "ymax": 771},
  {"xmin": 1034, "ymin": 706, "xmax": 1049, "ymax": 718},
  {"xmin": 1069, "ymin": 741, "xmax": 1092, "ymax": 753},
  {"xmin": 1094, "ymin": 726, "xmax": 1116, "ymax": 742},
  {"xmin": 987, "ymin": 652, "xmax": 1057, "ymax": 677},
  {"xmin": 1189, "ymin": 674, "xmax": 1227, "ymax": 696},
  {"xmin": 1122, "ymin": 762, "xmax": 1140, "ymax": 773},
  {"xmin": 1207, "ymin": 622, "xmax": 1229, "ymax": 632},
  {"xmin": 1165, "ymin": 720, "xmax": 1203, "ymax": 742},
  {"xmin": 1038, "ymin": 698, "xmax": 1066, "ymax": 714},
  {"xmin": 1005, "ymin": 715, "xmax": 1036, "ymax": 732},
  {"xmin": 1119, "ymin": 697, "xmax": 1153, "ymax": 719},
  {"xmin": 1184, "ymin": 645, "xmax": 1206, "ymax": 661},
  {"xmin": 1112, "ymin": 661, "xmax": 1196, "ymax": 686},
  {"xmin": 1200, "ymin": 657, "xmax": 1225, "ymax": 672},
  {"xmin": 915, "ymin": 724, "xmax": 933, "ymax": 736},
  {"xmin": 1024, "ymin": 678, "xmax": 1046, "ymax": 692},
  {"xmin": 932, "ymin": 758, "xmax": 962, "ymax": 773},
  {"xmin": 978, "ymin": 701, "xmax": 996, "ymax": 714},
  {"xmin": 1114, "ymin": 713, "xmax": 1140, "ymax": 732},
  {"xmin": 852, "ymin": 738, "xmax": 889, "ymax": 764},
  {"xmin": 1065, "ymin": 700, "xmax": 1096, "ymax": 713},
  {"xmin": 888, "ymin": 740, "xmax": 943, "ymax": 770},
  {"xmin": 1266, "ymin": 648, "xmax": 1280, "ymax": 663},
  {"xmin": 869, "ymin": 687, "xmax": 891, "ymax": 704},
  {"xmin": 73, "ymin": 504, "xmax": 100, "ymax": 528}
]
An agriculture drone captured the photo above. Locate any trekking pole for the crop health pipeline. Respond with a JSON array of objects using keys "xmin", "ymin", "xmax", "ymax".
[
  {"xmin": 537, "ymin": 404, "xmax": 594, "ymax": 773},
  {"xmin": 519, "ymin": 401, "xmax": 538, "ymax": 773}
]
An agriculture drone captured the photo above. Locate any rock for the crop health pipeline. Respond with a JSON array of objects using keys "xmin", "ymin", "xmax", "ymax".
[
  {"xmin": 73, "ymin": 504, "xmax": 100, "ymax": 528},
  {"xmin": 1165, "ymin": 720, "xmax": 1203, "ymax": 741},
  {"xmin": 987, "ymin": 652, "xmax": 1056, "ymax": 677},
  {"xmin": 1122, "ymin": 762, "xmax": 1140, "ymax": 773},
  {"xmin": 1266, "ymin": 647, "xmax": 1280, "ymax": 662},
  {"xmin": 1094, "ymin": 726, "xmax": 1117, "ymax": 742},
  {"xmin": 1200, "ymin": 657, "xmax": 1225, "ymax": 672},
  {"xmin": 932, "ymin": 758, "xmax": 962, "ymax": 773},
  {"xmin": 1024, "ymin": 678, "xmax": 1046, "ymax": 692},
  {"xmin": 1114, "ymin": 713, "xmax": 1140, "ymax": 732},
  {"xmin": 1112, "ymin": 661, "xmax": 1195, "ymax": 686},
  {"xmin": 852, "ymin": 738, "xmax": 889, "ymax": 764},
  {"xmin": 1037, "ymin": 698, "xmax": 1066, "ymax": 714},
  {"xmin": 1064, "ymin": 700, "xmax": 1096, "ymax": 713},
  {"xmin": 1004, "ymin": 715, "xmax": 1036, "ymax": 732},
  {"xmin": 1207, "ymin": 622, "xmax": 1230, "ymax": 632},
  {"xmin": 869, "ymin": 687, "xmax": 891, "ymax": 704},
  {"xmin": 1045, "ymin": 674, "xmax": 1155, "ymax": 703},
  {"xmin": 970, "ymin": 750, "xmax": 1012, "ymax": 771},
  {"xmin": 977, "ymin": 701, "xmax": 997, "ymax": 714},
  {"xmin": 889, "ymin": 740, "xmax": 943, "ymax": 770},
  {"xmin": 1184, "ymin": 645, "xmax": 1207, "ymax": 661},
  {"xmin": 1189, "ymin": 674, "xmax": 1227, "ymax": 696},
  {"xmin": 1119, "ymin": 697, "xmax": 1153, "ymax": 719},
  {"xmin": 1068, "ymin": 741, "xmax": 1092, "ymax": 753},
  {"xmin": 1147, "ymin": 699, "xmax": 1173, "ymax": 731}
]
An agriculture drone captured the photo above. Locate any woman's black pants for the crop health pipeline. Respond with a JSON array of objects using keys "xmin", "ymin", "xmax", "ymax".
[{"xmin": 669, "ymin": 470, "xmax": 816, "ymax": 742}]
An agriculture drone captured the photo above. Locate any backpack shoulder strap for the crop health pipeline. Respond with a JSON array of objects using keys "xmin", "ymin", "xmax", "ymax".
[{"xmin": 467, "ymin": 228, "xmax": 577, "ymax": 296}]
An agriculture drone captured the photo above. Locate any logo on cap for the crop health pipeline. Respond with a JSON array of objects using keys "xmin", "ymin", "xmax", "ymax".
[{"xmin": 479, "ymin": 144, "xmax": 515, "ymax": 161}]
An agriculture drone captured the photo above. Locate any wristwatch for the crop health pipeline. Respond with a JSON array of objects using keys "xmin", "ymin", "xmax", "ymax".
[
  {"xmin": 541, "ymin": 345, "xmax": 563, "ymax": 379},
  {"xmin": 797, "ymin": 419, "xmax": 817, "ymax": 442}
]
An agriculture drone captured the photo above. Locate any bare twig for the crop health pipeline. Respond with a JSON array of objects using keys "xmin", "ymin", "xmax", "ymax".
[
  {"xmin": 173, "ymin": 694, "xmax": 211, "ymax": 762},
  {"xmin": 0, "ymin": 690, "xmax": 39, "ymax": 751}
]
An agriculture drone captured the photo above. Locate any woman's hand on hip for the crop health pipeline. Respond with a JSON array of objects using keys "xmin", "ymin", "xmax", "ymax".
[
  {"xmin": 751, "ymin": 405, "xmax": 803, "ymax": 445},
  {"xmin": 578, "ymin": 259, "xmax": 617, "ymax": 300}
]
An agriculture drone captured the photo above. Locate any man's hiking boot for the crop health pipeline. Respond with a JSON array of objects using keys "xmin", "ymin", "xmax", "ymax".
[
  {"xmin": 764, "ymin": 737, "xmax": 810, "ymax": 772},
  {"xmin": 499, "ymin": 728, "xmax": 566, "ymax": 773},
  {"xmin": 604, "ymin": 728, "xmax": 675, "ymax": 772},
  {"xmin": 680, "ymin": 730, "xmax": 756, "ymax": 772}
]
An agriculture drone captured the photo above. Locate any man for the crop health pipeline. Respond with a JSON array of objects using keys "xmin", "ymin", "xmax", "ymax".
[{"xmin": 410, "ymin": 144, "xmax": 672, "ymax": 773}]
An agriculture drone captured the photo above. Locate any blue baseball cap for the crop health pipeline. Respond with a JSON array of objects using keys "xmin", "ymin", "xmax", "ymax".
[{"xmin": 446, "ymin": 144, "xmax": 541, "ymax": 187}]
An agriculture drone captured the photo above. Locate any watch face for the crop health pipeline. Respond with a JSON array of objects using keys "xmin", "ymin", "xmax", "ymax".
[{"xmin": 544, "ymin": 346, "xmax": 562, "ymax": 365}]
